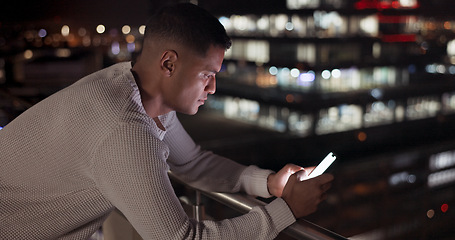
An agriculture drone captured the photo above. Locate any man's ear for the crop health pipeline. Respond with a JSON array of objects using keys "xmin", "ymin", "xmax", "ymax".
[{"xmin": 160, "ymin": 50, "xmax": 178, "ymax": 76}]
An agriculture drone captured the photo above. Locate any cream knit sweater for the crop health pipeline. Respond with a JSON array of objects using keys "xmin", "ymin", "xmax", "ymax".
[{"xmin": 0, "ymin": 62, "xmax": 295, "ymax": 239}]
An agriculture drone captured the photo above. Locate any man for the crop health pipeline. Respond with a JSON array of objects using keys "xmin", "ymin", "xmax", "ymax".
[{"xmin": 0, "ymin": 3, "xmax": 333, "ymax": 239}]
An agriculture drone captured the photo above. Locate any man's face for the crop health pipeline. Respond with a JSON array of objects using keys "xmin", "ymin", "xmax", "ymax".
[{"xmin": 165, "ymin": 45, "xmax": 225, "ymax": 115}]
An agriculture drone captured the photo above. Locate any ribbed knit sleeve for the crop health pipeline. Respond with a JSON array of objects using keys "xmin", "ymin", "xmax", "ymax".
[
  {"xmin": 164, "ymin": 112, "xmax": 245, "ymax": 192},
  {"xmin": 163, "ymin": 113, "xmax": 275, "ymax": 198}
]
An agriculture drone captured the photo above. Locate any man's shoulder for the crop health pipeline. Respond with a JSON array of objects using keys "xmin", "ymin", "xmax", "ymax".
[{"xmin": 80, "ymin": 61, "xmax": 132, "ymax": 83}]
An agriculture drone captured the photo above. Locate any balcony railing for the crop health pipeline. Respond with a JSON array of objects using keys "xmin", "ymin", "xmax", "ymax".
[{"xmin": 169, "ymin": 172, "xmax": 348, "ymax": 240}]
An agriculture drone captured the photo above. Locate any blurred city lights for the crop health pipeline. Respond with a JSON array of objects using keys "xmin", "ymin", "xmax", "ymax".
[
  {"xmin": 428, "ymin": 168, "xmax": 455, "ymax": 188},
  {"xmin": 389, "ymin": 171, "xmax": 416, "ymax": 186},
  {"xmin": 55, "ymin": 48, "xmax": 71, "ymax": 58},
  {"xmin": 449, "ymin": 66, "xmax": 455, "ymax": 74},
  {"xmin": 299, "ymin": 72, "xmax": 315, "ymax": 82},
  {"xmin": 139, "ymin": 25, "xmax": 146, "ymax": 35},
  {"xmin": 23, "ymin": 50, "xmax": 33, "ymax": 59},
  {"xmin": 287, "ymin": 0, "xmax": 319, "ymax": 9},
  {"xmin": 269, "ymin": 66, "xmax": 278, "ymax": 75},
  {"xmin": 38, "ymin": 29, "xmax": 47, "ymax": 38},
  {"xmin": 436, "ymin": 64, "xmax": 446, "ymax": 74},
  {"xmin": 280, "ymin": 68, "xmax": 290, "ymax": 78},
  {"xmin": 357, "ymin": 131, "xmax": 367, "ymax": 142},
  {"xmin": 78, "ymin": 27, "xmax": 87, "ymax": 37},
  {"xmin": 0, "ymin": 3, "xmax": 453, "ymax": 138},
  {"xmin": 285, "ymin": 21, "xmax": 294, "ymax": 31},
  {"xmin": 257, "ymin": 16, "xmax": 269, "ymax": 30},
  {"xmin": 331, "ymin": 69, "xmax": 341, "ymax": 78},
  {"xmin": 425, "ymin": 64, "xmax": 436, "ymax": 73},
  {"xmin": 447, "ymin": 40, "xmax": 455, "ymax": 56},
  {"xmin": 111, "ymin": 42, "xmax": 120, "ymax": 55},
  {"xmin": 96, "ymin": 25, "xmax": 106, "ymax": 34},
  {"xmin": 122, "ymin": 25, "xmax": 131, "ymax": 34},
  {"xmin": 400, "ymin": 0, "xmax": 419, "ymax": 8},
  {"xmin": 441, "ymin": 203, "xmax": 449, "ymax": 213},
  {"xmin": 274, "ymin": 15, "xmax": 288, "ymax": 32},
  {"xmin": 125, "ymin": 34, "xmax": 135, "ymax": 43},
  {"xmin": 232, "ymin": 15, "xmax": 249, "ymax": 31},
  {"xmin": 286, "ymin": 94, "xmax": 295, "ymax": 103},
  {"xmin": 429, "ymin": 150, "xmax": 455, "ymax": 171},
  {"xmin": 371, "ymin": 88, "xmax": 383, "ymax": 99},
  {"xmin": 82, "ymin": 36, "xmax": 91, "ymax": 47},
  {"xmin": 61, "ymin": 25, "xmax": 70, "ymax": 37},
  {"xmin": 361, "ymin": 15, "xmax": 379, "ymax": 36},
  {"xmin": 322, "ymin": 70, "xmax": 331, "ymax": 79},
  {"xmin": 127, "ymin": 43, "xmax": 135, "ymax": 53},
  {"xmin": 290, "ymin": 68, "xmax": 300, "ymax": 78}
]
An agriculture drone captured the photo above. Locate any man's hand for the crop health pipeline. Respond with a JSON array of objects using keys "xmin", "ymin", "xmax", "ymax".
[
  {"xmin": 281, "ymin": 172, "xmax": 334, "ymax": 219},
  {"xmin": 267, "ymin": 164, "xmax": 308, "ymax": 197}
]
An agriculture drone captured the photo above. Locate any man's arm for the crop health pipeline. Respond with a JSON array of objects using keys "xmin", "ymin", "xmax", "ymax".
[
  {"xmin": 163, "ymin": 112, "xmax": 272, "ymax": 195},
  {"xmin": 163, "ymin": 112, "xmax": 334, "ymax": 217},
  {"xmin": 92, "ymin": 123, "xmax": 296, "ymax": 239}
]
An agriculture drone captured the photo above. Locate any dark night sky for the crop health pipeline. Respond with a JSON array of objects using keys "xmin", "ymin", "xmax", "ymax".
[
  {"xmin": 0, "ymin": 0, "xmax": 153, "ymax": 28},
  {"xmin": 0, "ymin": 0, "xmax": 285, "ymax": 30},
  {"xmin": 1, "ymin": 0, "xmax": 455, "ymax": 29}
]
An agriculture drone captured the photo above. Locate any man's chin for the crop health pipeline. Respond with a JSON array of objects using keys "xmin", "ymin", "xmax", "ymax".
[{"xmin": 177, "ymin": 107, "xmax": 199, "ymax": 116}]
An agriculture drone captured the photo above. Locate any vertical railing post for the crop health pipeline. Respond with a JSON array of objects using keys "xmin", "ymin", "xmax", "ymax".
[{"xmin": 192, "ymin": 190, "xmax": 205, "ymax": 221}]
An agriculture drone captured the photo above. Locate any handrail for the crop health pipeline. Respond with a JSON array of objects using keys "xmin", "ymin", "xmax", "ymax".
[{"xmin": 169, "ymin": 172, "xmax": 348, "ymax": 240}]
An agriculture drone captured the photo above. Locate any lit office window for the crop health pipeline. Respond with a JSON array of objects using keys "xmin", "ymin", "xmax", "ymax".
[
  {"xmin": 228, "ymin": 40, "xmax": 269, "ymax": 64},
  {"xmin": 297, "ymin": 44, "xmax": 316, "ymax": 65},
  {"xmin": 442, "ymin": 92, "xmax": 455, "ymax": 113},
  {"xmin": 360, "ymin": 15, "xmax": 379, "ymax": 36},
  {"xmin": 429, "ymin": 150, "xmax": 455, "ymax": 171},
  {"xmin": 288, "ymin": 111, "xmax": 313, "ymax": 136},
  {"xmin": 316, "ymin": 104, "xmax": 363, "ymax": 134},
  {"xmin": 364, "ymin": 101, "xmax": 395, "ymax": 127},
  {"xmin": 286, "ymin": 0, "xmax": 320, "ymax": 9},
  {"xmin": 399, "ymin": 0, "xmax": 419, "ymax": 8},
  {"xmin": 428, "ymin": 168, "xmax": 455, "ymax": 188},
  {"xmin": 406, "ymin": 96, "xmax": 441, "ymax": 120},
  {"xmin": 313, "ymin": 11, "xmax": 348, "ymax": 37}
]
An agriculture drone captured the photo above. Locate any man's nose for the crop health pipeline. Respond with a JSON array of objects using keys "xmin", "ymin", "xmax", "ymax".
[{"xmin": 205, "ymin": 77, "xmax": 216, "ymax": 94}]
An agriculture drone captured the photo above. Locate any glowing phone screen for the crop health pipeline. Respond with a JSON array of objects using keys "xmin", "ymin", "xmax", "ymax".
[{"xmin": 308, "ymin": 152, "xmax": 336, "ymax": 178}]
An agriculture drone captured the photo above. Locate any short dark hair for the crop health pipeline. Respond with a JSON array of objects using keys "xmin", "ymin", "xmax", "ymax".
[{"xmin": 144, "ymin": 3, "xmax": 232, "ymax": 56}]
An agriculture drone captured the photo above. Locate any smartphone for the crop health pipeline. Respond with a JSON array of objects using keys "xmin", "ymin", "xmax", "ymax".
[{"xmin": 307, "ymin": 152, "xmax": 337, "ymax": 179}]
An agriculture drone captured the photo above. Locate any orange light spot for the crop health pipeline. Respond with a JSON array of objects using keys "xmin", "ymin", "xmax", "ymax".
[
  {"xmin": 357, "ymin": 132, "xmax": 367, "ymax": 142},
  {"xmin": 286, "ymin": 94, "xmax": 295, "ymax": 103}
]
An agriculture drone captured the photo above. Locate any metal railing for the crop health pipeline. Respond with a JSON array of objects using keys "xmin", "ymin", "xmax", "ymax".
[{"xmin": 169, "ymin": 172, "xmax": 348, "ymax": 240}]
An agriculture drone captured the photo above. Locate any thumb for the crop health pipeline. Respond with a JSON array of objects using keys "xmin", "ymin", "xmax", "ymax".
[
  {"xmin": 295, "ymin": 169, "xmax": 308, "ymax": 181},
  {"xmin": 286, "ymin": 170, "xmax": 301, "ymax": 186}
]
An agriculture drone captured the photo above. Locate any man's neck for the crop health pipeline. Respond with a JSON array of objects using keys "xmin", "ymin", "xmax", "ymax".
[{"xmin": 130, "ymin": 69, "xmax": 171, "ymax": 118}]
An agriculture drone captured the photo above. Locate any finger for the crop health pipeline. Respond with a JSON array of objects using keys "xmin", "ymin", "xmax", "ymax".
[
  {"xmin": 295, "ymin": 169, "xmax": 308, "ymax": 181},
  {"xmin": 316, "ymin": 173, "xmax": 334, "ymax": 184},
  {"xmin": 287, "ymin": 171, "xmax": 300, "ymax": 183},
  {"xmin": 284, "ymin": 163, "xmax": 304, "ymax": 174}
]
